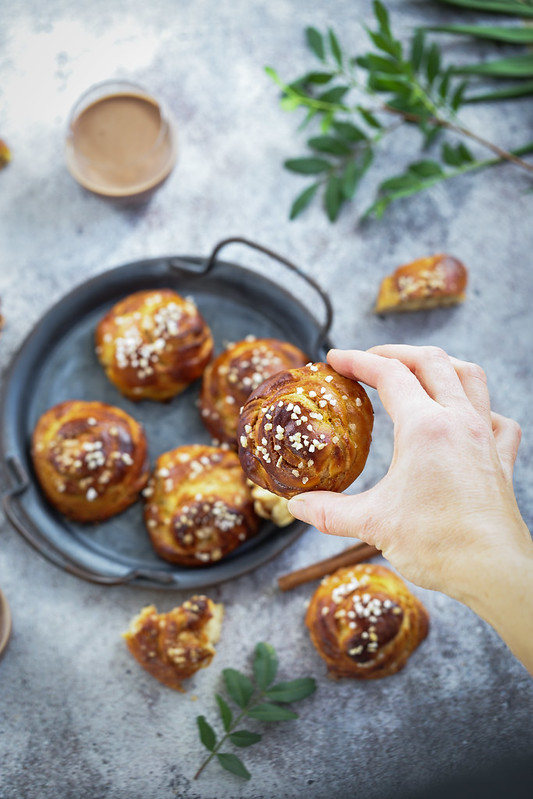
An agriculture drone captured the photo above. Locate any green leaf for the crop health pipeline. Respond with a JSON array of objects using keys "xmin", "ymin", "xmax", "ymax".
[
  {"xmin": 451, "ymin": 79, "xmax": 468, "ymax": 111},
  {"xmin": 317, "ymin": 86, "xmax": 350, "ymax": 105},
  {"xmin": 442, "ymin": 142, "xmax": 465, "ymax": 166},
  {"xmin": 308, "ymin": 135, "xmax": 352, "ymax": 156},
  {"xmin": 366, "ymin": 54, "xmax": 406, "ymax": 75},
  {"xmin": 264, "ymin": 678, "xmax": 317, "ymax": 703},
  {"xmin": 374, "ymin": 0, "xmax": 392, "ymax": 36},
  {"xmin": 452, "ymin": 55, "xmax": 533, "ymax": 79},
  {"xmin": 253, "ymin": 643, "xmax": 279, "ymax": 689},
  {"xmin": 432, "ymin": 0, "xmax": 533, "ymax": 17},
  {"xmin": 438, "ymin": 68, "xmax": 452, "ymax": 100},
  {"xmin": 457, "ymin": 143, "xmax": 474, "ymax": 163},
  {"xmin": 223, "ymin": 668, "xmax": 254, "ymax": 709},
  {"xmin": 342, "ymin": 160, "xmax": 360, "ymax": 200},
  {"xmin": 328, "ymin": 29, "xmax": 343, "ymax": 66},
  {"xmin": 410, "ymin": 29, "xmax": 425, "ymax": 73},
  {"xmin": 289, "ymin": 182, "xmax": 320, "ymax": 220},
  {"xmin": 196, "ymin": 716, "xmax": 216, "ymax": 752},
  {"xmin": 320, "ymin": 111, "xmax": 335, "ymax": 133},
  {"xmin": 357, "ymin": 106, "xmax": 382, "ymax": 129},
  {"xmin": 426, "ymin": 25, "xmax": 533, "ymax": 44},
  {"xmin": 284, "ymin": 157, "xmax": 332, "ymax": 174},
  {"xmin": 332, "ymin": 120, "xmax": 367, "ymax": 142},
  {"xmin": 306, "ymin": 27, "xmax": 325, "ymax": 60},
  {"xmin": 216, "ymin": 753, "xmax": 251, "ymax": 780},
  {"xmin": 465, "ymin": 80, "xmax": 533, "ymax": 103},
  {"xmin": 368, "ymin": 73, "xmax": 412, "ymax": 95},
  {"xmin": 408, "ymin": 160, "xmax": 444, "ymax": 178},
  {"xmin": 305, "ymin": 71, "xmax": 335, "ymax": 84},
  {"xmin": 229, "ymin": 730, "xmax": 263, "ymax": 747},
  {"xmin": 215, "ymin": 693, "xmax": 233, "ymax": 733},
  {"xmin": 367, "ymin": 30, "xmax": 402, "ymax": 60},
  {"xmin": 246, "ymin": 703, "xmax": 299, "ymax": 722},
  {"xmin": 280, "ymin": 96, "xmax": 302, "ymax": 112},
  {"xmin": 426, "ymin": 42, "xmax": 441, "ymax": 85},
  {"xmin": 324, "ymin": 174, "xmax": 343, "ymax": 221},
  {"xmin": 380, "ymin": 173, "xmax": 422, "ymax": 191}
]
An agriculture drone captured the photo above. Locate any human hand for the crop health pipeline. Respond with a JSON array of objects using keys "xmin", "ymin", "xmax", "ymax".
[{"xmin": 287, "ymin": 345, "xmax": 532, "ymax": 604}]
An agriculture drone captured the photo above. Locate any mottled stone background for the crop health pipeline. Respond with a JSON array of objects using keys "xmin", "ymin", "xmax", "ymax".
[{"xmin": 1, "ymin": 1, "xmax": 532, "ymax": 798}]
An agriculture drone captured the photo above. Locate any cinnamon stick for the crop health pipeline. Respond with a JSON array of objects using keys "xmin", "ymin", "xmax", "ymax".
[{"xmin": 277, "ymin": 541, "xmax": 380, "ymax": 592}]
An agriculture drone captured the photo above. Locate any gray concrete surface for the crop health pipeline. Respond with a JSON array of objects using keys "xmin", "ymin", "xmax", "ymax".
[{"xmin": 1, "ymin": 1, "xmax": 532, "ymax": 798}]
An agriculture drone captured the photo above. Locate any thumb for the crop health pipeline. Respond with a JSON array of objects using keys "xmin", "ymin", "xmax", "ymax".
[{"xmin": 288, "ymin": 489, "xmax": 379, "ymax": 544}]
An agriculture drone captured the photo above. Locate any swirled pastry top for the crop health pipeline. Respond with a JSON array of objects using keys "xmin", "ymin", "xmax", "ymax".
[
  {"xmin": 306, "ymin": 563, "xmax": 429, "ymax": 680},
  {"xmin": 237, "ymin": 363, "xmax": 373, "ymax": 499},
  {"xmin": 199, "ymin": 336, "xmax": 309, "ymax": 446},
  {"xmin": 31, "ymin": 400, "xmax": 149, "ymax": 522},
  {"xmin": 123, "ymin": 596, "xmax": 224, "ymax": 692},
  {"xmin": 95, "ymin": 289, "xmax": 213, "ymax": 401},
  {"xmin": 144, "ymin": 444, "xmax": 259, "ymax": 566},
  {"xmin": 375, "ymin": 254, "xmax": 468, "ymax": 313}
]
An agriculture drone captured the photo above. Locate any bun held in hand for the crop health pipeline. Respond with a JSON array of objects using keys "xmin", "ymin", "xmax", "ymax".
[{"xmin": 237, "ymin": 362, "xmax": 373, "ymax": 499}]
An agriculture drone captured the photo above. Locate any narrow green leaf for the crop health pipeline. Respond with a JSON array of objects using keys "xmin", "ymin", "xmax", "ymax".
[
  {"xmin": 442, "ymin": 142, "xmax": 464, "ymax": 166},
  {"xmin": 306, "ymin": 27, "xmax": 325, "ymax": 60},
  {"xmin": 457, "ymin": 143, "xmax": 474, "ymax": 163},
  {"xmin": 264, "ymin": 678, "xmax": 317, "ymax": 704},
  {"xmin": 366, "ymin": 53, "xmax": 406, "ymax": 75},
  {"xmin": 451, "ymin": 79, "xmax": 468, "ymax": 111},
  {"xmin": 308, "ymin": 135, "xmax": 352, "ymax": 156},
  {"xmin": 328, "ymin": 29, "xmax": 343, "ymax": 66},
  {"xmin": 357, "ymin": 106, "xmax": 383, "ymax": 129},
  {"xmin": 280, "ymin": 96, "xmax": 302, "ymax": 112},
  {"xmin": 253, "ymin": 643, "xmax": 278, "ymax": 690},
  {"xmin": 324, "ymin": 175, "xmax": 343, "ymax": 222},
  {"xmin": 320, "ymin": 111, "xmax": 335, "ymax": 133},
  {"xmin": 408, "ymin": 160, "xmax": 444, "ymax": 178},
  {"xmin": 332, "ymin": 120, "xmax": 367, "ymax": 142},
  {"xmin": 229, "ymin": 730, "xmax": 263, "ymax": 748},
  {"xmin": 197, "ymin": 716, "xmax": 216, "ymax": 752},
  {"xmin": 246, "ymin": 703, "xmax": 299, "ymax": 722},
  {"xmin": 438, "ymin": 68, "xmax": 451, "ymax": 100},
  {"xmin": 305, "ymin": 71, "xmax": 335, "ymax": 84},
  {"xmin": 215, "ymin": 693, "xmax": 233, "ymax": 733},
  {"xmin": 374, "ymin": 0, "xmax": 392, "ymax": 36},
  {"xmin": 452, "ymin": 55, "xmax": 533, "ymax": 79},
  {"xmin": 317, "ymin": 86, "xmax": 350, "ymax": 105},
  {"xmin": 433, "ymin": 0, "xmax": 533, "ymax": 16},
  {"xmin": 342, "ymin": 160, "xmax": 359, "ymax": 200},
  {"xmin": 380, "ymin": 173, "xmax": 422, "ymax": 191},
  {"xmin": 426, "ymin": 42, "xmax": 441, "ymax": 85},
  {"xmin": 223, "ymin": 668, "xmax": 254, "ymax": 709},
  {"xmin": 410, "ymin": 29, "xmax": 425, "ymax": 73},
  {"xmin": 368, "ymin": 74, "xmax": 412, "ymax": 94},
  {"xmin": 290, "ymin": 183, "xmax": 320, "ymax": 220},
  {"xmin": 284, "ymin": 157, "xmax": 332, "ymax": 175},
  {"xmin": 217, "ymin": 753, "xmax": 251, "ymax": 780},
  {"xmin": 426, "ymin": 25, "xmax": 533, "ymax": 44},
  {"xmin": 367, "ymin": 30, "xmax": 402, "ymax": 60},
  {"xmin": 465, "ymin": 80, "xmax": 533, "ymax": 103}
]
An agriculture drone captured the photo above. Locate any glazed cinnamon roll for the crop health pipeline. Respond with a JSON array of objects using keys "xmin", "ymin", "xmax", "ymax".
[
  {"xmin": 375, "ymin": 254, "xmax": 468, "ymax": 313},
  {"xmin": 123, "ymin": 596, "xmax": 224, "ymax": 692},
  {"xmin": 144, "ymin": 445, "xmax": 259, "ymax": 566},
  {"xmin": 237, "ymin": 362, "xmax": 373, "ymax": 499},
  {"xmin": 95, "ymin": 289, "xmax": 213, "ymax": 401},
  {"xmin": 31, "ymin": 400, "xmax": 149, "ymax": 522},
  {"xmin": 306, "ymin": 563, "xmax": 429, "ymax": 680},
  {"xmin": 199, "ymin": 336, "xmax": 308, "ymax": 447}
]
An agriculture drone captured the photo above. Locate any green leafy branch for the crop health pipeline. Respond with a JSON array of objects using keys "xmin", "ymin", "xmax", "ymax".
[
  {"xmin": 194, "ymin": 642, "xmax": 316, "ymax": 781},
  {"xmin": 266, "ymin": 0, "xmax": 533, "ymax": 221}
]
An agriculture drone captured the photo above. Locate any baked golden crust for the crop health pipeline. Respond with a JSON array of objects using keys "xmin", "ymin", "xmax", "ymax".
[
  {"xmin": 236, "ymin": 362, "xmax": 373, "ymax": 499},
  {"xmin": 199, "ymin": 336, "xmax": 308, "ymax": 446},
  {"xmin": 375, "ymin": 254, "xmax": 468, "ymax": 313},
  {"xmin": 95, "ymin": 289, "xmax": 213, "ymax": 401},
  {"xmin": 306, "ymin": 564, "xmax": 429, "ymax": 680},
  {"xmin": 144, "ymin": 444, "xmax": 259, "ymax": 566},
  {"xmin": 123, "ymin": 596, "xmax": 224, "ymax": 692},
  {"xmin": 31, "ymin": 400, "xmax": 149, "ymax": 522}
]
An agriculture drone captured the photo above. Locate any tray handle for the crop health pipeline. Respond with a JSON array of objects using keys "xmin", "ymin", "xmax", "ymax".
[
  {"xmin": 204, "ymin": 237, "xmax": 333, "ymax": 352},
  {"xmin": 2, "ymin": 455, "xmax": 175, "ymax": 587}
]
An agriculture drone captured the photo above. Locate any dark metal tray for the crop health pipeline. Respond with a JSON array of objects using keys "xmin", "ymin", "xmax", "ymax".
[{"xmin": 0, "ymin": 237, "xmax": 333, "ymax": 589}]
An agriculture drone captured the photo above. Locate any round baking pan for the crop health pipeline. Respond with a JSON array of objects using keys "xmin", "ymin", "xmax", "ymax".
[{"xmin": 0, "ymin": 237, "xmax": 334, "ymax": 589}]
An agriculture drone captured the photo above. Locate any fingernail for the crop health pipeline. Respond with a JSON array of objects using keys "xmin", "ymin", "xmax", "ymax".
[{"xmin": 287, "ymin": 495, "xmax": 310, "ymax": 521}]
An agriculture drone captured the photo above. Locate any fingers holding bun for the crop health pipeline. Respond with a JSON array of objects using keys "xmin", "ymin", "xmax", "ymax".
[
  {"xmin": 95, "ymin": 289, "xmax": 213, "ymax": 401},
  {"xmin": 237, "ymin": 362, "xmax": 373, "ymax": 499}
]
